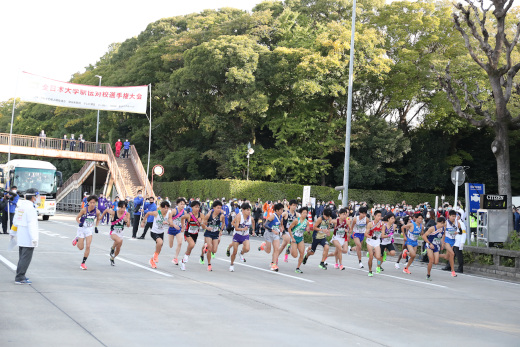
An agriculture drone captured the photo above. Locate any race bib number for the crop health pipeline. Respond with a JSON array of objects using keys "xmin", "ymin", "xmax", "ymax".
[
  {"xmin": 113, "ymin": 225, "xmax": 124, "ymax": 232},
  {"xmin": 85, "ymin": 217, "xmax": 95, "ymax": 228},
  {"xmin": 272, "ymin": 225, "xmax": 280, "ymax": 233},
  {"xmin": 336, "ymin": 228, "xmax": 346, "ymax": 237},
  {"xmin": 189, "ymin": 226, "xmax": 199, "ymax": 234},
  {"xmin": 373, "ymin": 231, "xmax": 382, "ymax": 239},
  {"xmin": 407, "ymin": 232, "xmax": 418, "ymax": 241}
]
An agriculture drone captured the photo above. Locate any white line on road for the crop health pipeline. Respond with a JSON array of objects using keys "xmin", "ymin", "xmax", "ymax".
[
  {"xmin": 215, "ymin": 258, "xmax": 315, "ymax": 283},
  {"xmin": 107, "ymin": 255, "xmax": 173, "ymax": 278},
  {"xmin": 345, "ymin": 266, "xmax": 448, "ymax": 289},
  {"xmin": 0, "ymin": 254, "xmax": 17, "ymax": 271}
]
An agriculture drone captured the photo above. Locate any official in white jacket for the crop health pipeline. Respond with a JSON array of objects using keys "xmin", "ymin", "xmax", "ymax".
[{"xmin": 10, "ymin": 189, "xmax": 40, "ymax": 285}]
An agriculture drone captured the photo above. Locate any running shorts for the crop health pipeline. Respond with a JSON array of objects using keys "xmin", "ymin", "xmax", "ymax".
[
  {"xmin": 185, "ymin": 230, "xmax": 199, "ymax": 243},
  {"xmin": 293, "ymin": 236, "xmax": 304, "ymax": 244},
  {"xmin": 351, "ymin": 233, "xmax": 365, "ymax": 242},
  {"xmin": 204, "ymin": 230, "xmax": 220, "ymax": 240},
  {"xmin": 264, "ymin": 230, "xmax": 280, "ymax": 243},
  {"xmin": 232, "ymin": 233, "xmax": 249, "ymax": 244},
  {"xmin": 428, "ymin": 243, "xmax": 440, "ymax": 253},
  {"xmin": 332, "ymin": 235, "xmax": 345, "ymax": 246},
  {"xmin": 76, "ymin": 227, "xmax": 93, "ymax": 239},
  {"xmin": 405, "ymin": 239, "xmax": 418, "ymax": 247},
  {"xmin": 379, "ymin": 243, "xmax": 395, "ymax": 254},
  {"xmin": 151, "ymin": 232, "xmax": 164, "ymax": 242},
  {"xmin": 109, "ymin": 229, "xmax": 124, "ymax": 239},
  {"xmin": 366, "ymin": 238, "xmax": 380, "ymax": 248},
  {"xmin": 168, "ymin": 227, "xmax": 182, "ymax": 236},
  {"xmin": 444, "ymin": 237, "xmax": 455, "ymax": 247},
  {"xmin": 311, "ymin": 238, "xmax": 328, "ymax": 252}
]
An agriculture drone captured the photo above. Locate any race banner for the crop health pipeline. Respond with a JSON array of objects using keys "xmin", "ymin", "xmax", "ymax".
[{"xmin": 17, "ymin": 71, "xmax": 148, "ymax": 114}]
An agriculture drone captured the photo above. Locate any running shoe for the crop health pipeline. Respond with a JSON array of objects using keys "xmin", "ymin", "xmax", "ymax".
[
  {"xmin": 383, "ymin": 251, "xmax": 387, "ymax": 262},
  {"xmin": 270, "ymin": 263, "xmax": 279, "ymax": 272},
  {"xmin": 395, "ymin": 263, "xmax": 400, "ymax": 269},
  {"xmin": 110, "ymin": 256, "xmax": 115, "ymax": 266},
  {"xmin": 366, "ymin": 252, "xmax": 369, "ymax": 257},
  {"xmin": 226, "ymin": 247, "xmax": 230, "ymax": 257},
  {"xmin": 339, "ymin": 265, "xmax": 345, "ymax": 270},
  {"xmin": 203, "ymin": 243, "xmax": 208, "ymax": 254},
  {"xmin": 15, "ymin": 279, "xmax": 32, "ymax": 285},
  {"xmin": 180, "ymin": 261, "xmax": 186, "ymax": 271},
  {"xmin": 358, "ymin": 262, "xmax": 364, "ymax": 269},
  {"xmin": 258, "ymin": 242, "xmax": 266, "ymax": 251},
  {"xmin": 172, "ymin": 258, "xmax": 179, "ymax": 265},
  {"xmin": 211, "ymin": 252, "xmax": 215, "ymax": 259},
  {"xmin": 207, "ymin": 265, "xmax": 212, "ymax": 271},
  {"xmin": 376, "ymin": 266, "xmax": 381, "ymax": 274},
  {"xmin": 199, "ymin": 255, "xmax": 205, "ymax": 265},
  {"xmin": 149, "ymin": 258, "xmax": 157, "ymax": 269},
  {"xmin": 451, "ymin": 271, "xmax": 457, "ymax": 277},
  {"xmin": 403, "ymin": 268, "xmax": 411, "ymax": 274},
  {"xmin": 110, "ymin": 247, "xmax": 115, "ymax": 256},
  {"xmin": 319, "ymin": 262, "xmax": 327, "ymax": 270},
  {"xmin": 347, "ymin": 245, "xmax": 352, "ymax": 255},
  {"xmin": 284, "ymin": 254, "xmax": 288, "ymax": 263},
  {"xmin": 380, "ymin": 266, "xmax": 384, "ymax": 272},
  {"xmin": 295, "ymin": 268, "xmax": 303, "ymax": 274},
  {"xmin": 286, "ymin": 244, "xmax": 291, "ymax": 255},
  {"xmin": 427, "ymin": 275, "xmax": 432, "ymax": 281},
  {"xmin": 368, "ymin": 272, "xmax": 373, "ymax": 277},
  {"xmin": 80, "ymin": 263, "xmax": 87, "ymax": 270},
  {"xmin": 402, "ymin": 249, "xmax": 408, "ymax": 258},
  {"xmin": 240, "ymin": 253, "xmax": 246, "ymax": 262},
  {"xmin": 334, "ymin": 263, "xmax": 339, "ymax": 269},
  {"xmin": 72, "ymin": 237, "xmax": 79, "ymax": 246},
  {"xmin": 303, "ymin": 255, "xmax": 308, "ymax": 265},
  {"xmin": 421, "ymin": 248, "xmax": 427, "ymax": 256},
  {"xmin": 229, "ymin": 265, "xmax": 234, "ymax": 272},
  {"xmin": 153, "ymin": 253, "xmax": 159, "ymax": 263}
]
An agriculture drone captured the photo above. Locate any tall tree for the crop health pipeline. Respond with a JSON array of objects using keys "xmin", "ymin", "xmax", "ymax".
[{"xmin": 438, "ymin": 0, "xmax": 520, "ymax": 223}]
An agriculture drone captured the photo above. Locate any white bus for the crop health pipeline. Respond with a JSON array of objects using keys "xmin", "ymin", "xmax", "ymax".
[{"xmin": 0, "ymin": 159, "xmax": 63, "ymax": 220}]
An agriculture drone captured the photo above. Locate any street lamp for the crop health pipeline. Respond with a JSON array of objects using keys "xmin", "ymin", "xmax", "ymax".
[
  {"xmin": 93, "ymin": 75, "xmax": 102, "ymax": 195},
  {"xmin": 246, "ymin": 142, "xmax": 254, "ymax": 181}
]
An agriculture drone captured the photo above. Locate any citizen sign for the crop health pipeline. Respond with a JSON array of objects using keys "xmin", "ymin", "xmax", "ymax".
[{"xmin": 486, "ymin": 195, "xmax": 504, "ymax": 200}]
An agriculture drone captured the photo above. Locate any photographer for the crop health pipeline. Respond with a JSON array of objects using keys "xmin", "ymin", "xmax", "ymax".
[{"xmin": 2, "ymin": 186, "xmax": 19, "ymax": 234}]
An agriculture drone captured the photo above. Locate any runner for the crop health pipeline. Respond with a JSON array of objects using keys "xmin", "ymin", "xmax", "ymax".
[
  {"xmin": 280, "ymin": 199, "xmax": 299, "ymax": 263},
  {"xmin": 229, "ymin": 203, "xmax": 255, "ymax": 272},
  {"xmin": 327, "ymin": 208, "xmax": 349, "ymax": 270},
  {"xmin": 258, "ymin": 203, "xmax": 284, "ymax": 271},
  {"xmin": 350, "ymin": 206, "xmax": 368, "ymax": 268},
  {"xmin": 365, "ymin": 210, "xmax": 383, "ymax": 277},
  {"xmin": 179, "ymin": 201, "xmax": 203, "ymax": 271},
  {"xmin": 101, "ymin": 200, "xmax": 131, "ymax": 266},
  {"xmin": 379, "ymin": 212, "xmax": 398, "ymax": 271},
  {"xmin": 72, "ymin": 195, "xmax": 101, "ymax": 270},
  {"xmin": 401, "ymin": 213, "xmax": 424, "ymax": 274},
  {"xmin": 287, "ymin": 207, "xmax": 310, "ymax": 273},
  {"xmin": 422, "ymin": 217, "xmax": 447, "ymax": 280},
  {"xmin": 443, "ymin": 210, "xmax": 461, "ymax": 277},
  {"xmin": 200, "ymin": 200, "xmax": 226, "ymax": 271},
  {"xmin": 303, "ymin": 207, "xmax": 332, "ymax": 270},
  {"xmin": 168, "ymin": 198, "xmax": 186, "ymax": 265},
  {"xmin": 141, "ymin": 201, "xmax": 172, "ymax": 269}
]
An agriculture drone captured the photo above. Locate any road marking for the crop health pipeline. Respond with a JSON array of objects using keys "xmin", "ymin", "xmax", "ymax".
[
  {"xmin": 107, "ymin": 255, "xmax": 172, "ymax": 277},
  {"xmin": 0, "ymin": 254, "xmax": 17, "ymax": 271},
  {"xmin": 345, "ymin": 266, "xmax": 448, "ymax": 288},
  {"xmin": 215, "ymin": 258, "xmax": 314, "ymax": 283}
]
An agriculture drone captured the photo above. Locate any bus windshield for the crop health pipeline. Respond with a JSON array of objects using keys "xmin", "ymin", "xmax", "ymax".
[{"xmin": 14, "ymin": 167, "xmax": 57, "ymax": 195}]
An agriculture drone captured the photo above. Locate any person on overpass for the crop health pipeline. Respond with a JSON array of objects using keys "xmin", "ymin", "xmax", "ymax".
[
  {"xmin": 115, "ymin": 139, "xmax": 122, "ymax": 158},
  {"xmin": 123, "ymin": 139, "xmax": 130, "ymax": 158}
]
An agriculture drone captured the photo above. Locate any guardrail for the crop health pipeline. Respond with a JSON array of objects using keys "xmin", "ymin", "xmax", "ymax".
[
  {"xmin": 130, "ymin": 145, "xmax": 154, "ymax": 196},
  {"xmin": 0, "ymin": 132, "xmax": 107, "ymax": 154}
]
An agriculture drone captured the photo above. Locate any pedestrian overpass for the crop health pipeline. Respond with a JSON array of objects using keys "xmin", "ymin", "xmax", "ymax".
[{"xmin": 0, "ymin": 133, "xmax": 153, "ymax": 211}]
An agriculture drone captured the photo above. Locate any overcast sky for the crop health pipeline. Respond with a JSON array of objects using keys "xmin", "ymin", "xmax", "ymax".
[{"xmin": 0, "ymin": 0, "xmax": 265, "ymax": 102}]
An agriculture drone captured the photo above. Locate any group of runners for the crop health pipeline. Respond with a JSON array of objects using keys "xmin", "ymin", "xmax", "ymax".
[{"xmin": 72, "ymin": 196, "xmax": 466, "ymax": 281}]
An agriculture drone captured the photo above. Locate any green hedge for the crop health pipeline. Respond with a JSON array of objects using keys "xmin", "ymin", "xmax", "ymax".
[{"xmin": 155, "ymin": 179, "xmax": 457, "ymax": 206}]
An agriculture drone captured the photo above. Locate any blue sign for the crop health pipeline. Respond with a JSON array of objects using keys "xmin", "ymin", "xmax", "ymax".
[{"xmin": 468, "ymin": 183, "xmax": 484, "ymax": 213}]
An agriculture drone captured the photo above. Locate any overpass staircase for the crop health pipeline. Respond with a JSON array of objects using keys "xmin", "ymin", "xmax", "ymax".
[{"xmin": 0, "ymin": 133, "xmax": 153, "ymax": 211}]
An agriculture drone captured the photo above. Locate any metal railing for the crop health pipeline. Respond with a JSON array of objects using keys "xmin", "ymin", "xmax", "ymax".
[
  {"xmin": 130, "ymin": 145, "xmax": 154, "ymax": 196},
  {"xmin": 57, "ymin": 161, "xmax": 96, "ymax": 200},
  {"xmin": 106, "ymin": 145, "xmax": 131, "ymax": 198},
  {"xmin": 0, "ymin": 132, "xmax": 107, "ymax": 154}
]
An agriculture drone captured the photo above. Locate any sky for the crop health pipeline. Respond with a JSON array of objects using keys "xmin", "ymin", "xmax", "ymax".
[{"xmin": 0, "ymin": 0, "xmax": 266, "ymax": 102}]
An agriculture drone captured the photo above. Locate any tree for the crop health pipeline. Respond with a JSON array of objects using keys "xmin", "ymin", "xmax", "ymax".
[{"xmin": 438, "ymin": 0, "xmax": 520, "ymax": 224}]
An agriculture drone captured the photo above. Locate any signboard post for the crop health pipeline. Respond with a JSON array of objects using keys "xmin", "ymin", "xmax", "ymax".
[
  {"xmin": 302, "ymin": 186, "xmax": 311, "ymax": 207},
  {"xmin": 464, "ymin": 183, "xmax": 485, "ymax": 245}
]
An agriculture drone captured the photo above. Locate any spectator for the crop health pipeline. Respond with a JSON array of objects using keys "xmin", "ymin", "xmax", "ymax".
[
  {"xmin": 115, "ymin": 139, "xmax": 123, "ymax": 158},
  {"xmin": 98, "ymin": 193, "xmax": 109, "ymax": 225},
  {"xmin": 138, "ymin": 196, "xmax": 156, "ymax": 239},
  {"xmin": 132, "ymin": 190, "xmax": 144, "ymax": 238},
  {"xmin": 39, "ymin": 130, "xmax": 46, "ymax": 148},
  {"xmin": 69, "ymin": 134, "xmax": 76, "ymax": 151},
  {"xmin": 78, "ymin": 134, "xmax": 85, "ymax": 152},
  {"xmin": 514, "ymin": 208, "xmax": 520, "ymax": 234},
  {"xmin": 253, "ymin": 202, "xmax": 263, "ymax": 234},
  {"xmin": 123, "ymin": 139, "xmax": 130, "ymax": 158},
  {"xmin": 62, "ymin": 134, "xmax": 68, "ymax": 150},
  {"xmin": 2, "ymin": 186, "xmax": 19, "ymax": 234}
]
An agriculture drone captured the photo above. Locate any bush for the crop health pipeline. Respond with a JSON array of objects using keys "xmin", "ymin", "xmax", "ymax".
[{"xmin": 155, "ymin": 179, "xmax": 455, "ymax": 206}]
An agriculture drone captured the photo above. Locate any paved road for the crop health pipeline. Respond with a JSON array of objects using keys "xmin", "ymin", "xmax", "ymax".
[{"xmin": 1, "ymin": 213, "xmax": 519, "ymax": 347}]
